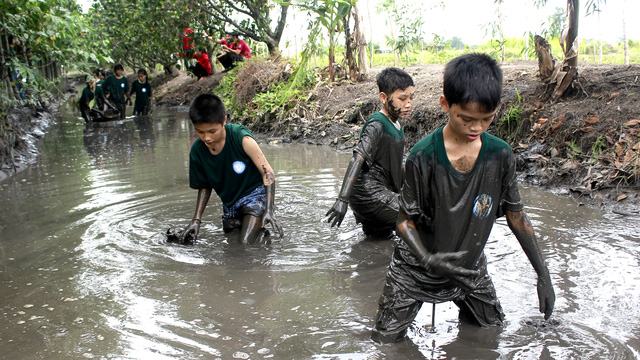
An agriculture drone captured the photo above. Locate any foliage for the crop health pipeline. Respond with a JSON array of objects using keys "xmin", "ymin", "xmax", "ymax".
[
  {"xmin": 294, "ymin": 0, "xmax": 354, "ymax": 82},
  {"xmin": 497, "ymin": 88, "xmax": 524, "ymax": 142},
  {"xmin": 193, "ymin": 0, "xmax": 289, "ymax": 55},
  {"xmin": 377, "ymin": 0, "xmax": 425, "ymax": 63},
  {"xmin": 590, "ymin": 135, "xmax": 606, "ymax": 160},
  {"xmin": 92, "ymin": 0, "xmax": 200, "ymax": 72},
  {"xmin": 566, "ymin": 140, "xmax": 582, "ymax": 159}
]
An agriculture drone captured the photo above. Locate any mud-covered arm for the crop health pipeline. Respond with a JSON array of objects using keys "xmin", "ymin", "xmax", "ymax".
[
  {"xmin": 181, "ymin": 188, "xmax": 211, "ymax": 242},
  {"xmin": 506, "ymin": 210, "xmax": 555, "ymax": 319},
  {"xmin": 325, "ymin": 153, "xmax": 364, "ymax": 227},
  {"xmin": 326, "ymin": 122, "xmax": 382, "ymax": 228},
  {"xmin": 243, "ymin": 136, "xmax": 284, "ymax": 237}
]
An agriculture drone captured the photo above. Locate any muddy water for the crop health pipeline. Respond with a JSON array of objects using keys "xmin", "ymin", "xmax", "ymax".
[{"xmin": 0, "ymin": 103, "xmax": 639, "ymax": 360}]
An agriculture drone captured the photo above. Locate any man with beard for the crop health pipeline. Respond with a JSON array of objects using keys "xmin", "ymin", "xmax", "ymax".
[{"xmin": 326, "ymin": 67, "xmax": 415, "ymax": 239}]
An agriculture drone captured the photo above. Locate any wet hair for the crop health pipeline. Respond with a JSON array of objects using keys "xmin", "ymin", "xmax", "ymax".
[
  {"xmin": 376, "ymin": 67, "xmax": 414, "ymax": 95},
  {"xmin": 443, "ymin": 53, "xmax": 503, "ymax": 112},
  {"xmin": 93, "ymin": 68, "xmax": 102, "ymax": 77},
  {"xmin": 137, "ymin": 68, "xmax": 147, "ymax": 76},
  {"xmin": 189, "ymin": 94, "xmax": 226, "ymax": 124},
  {"xmin": 113, "ymin": 63, "xmax": 124, "ymax": 72}
]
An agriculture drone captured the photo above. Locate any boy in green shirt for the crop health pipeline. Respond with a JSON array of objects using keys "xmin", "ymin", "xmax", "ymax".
[
  {"xmin": 371, "ymin": 53, "xmax": 555, "ymax": 343},
  {"xmin": 103, "ymin": 63, "xmax": 129, "ymax": 119},
  {"xmin": 78, "ymin": 78, "xmax": 96, "ymax": 122},
  {"xmin": 326, "ymin": 68, "xmax": 415, "ymax": 238},
  {"xmin": 128, "ymin": 68, "xmax": 152, "ymax": 116},
  {"xmin": 178, "ymin": 94, "xmax": 283, "ymax": 244}
]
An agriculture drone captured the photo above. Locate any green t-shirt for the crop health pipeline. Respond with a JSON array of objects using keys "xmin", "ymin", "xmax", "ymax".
[
  {"xmin": 189, "ymin": 123, "xmax": 264, "ymax": 206},
  {"xmin": 95, "ymin": 79, "xmax": 104, "ymax": 97},
  {"xmin": 79, "ymin": 86, "xmax": 94, "ymax": 107},
  {"xmin": 388, "ymin": 126, "xmax": 523, "ymax": 302},
  {"xmin": 130, "ymin": 80, "xmax": 151, "ymax": 108},
  {"xmin": 103, "ymin": 75, "xmax": 129, "ymax": 104}
]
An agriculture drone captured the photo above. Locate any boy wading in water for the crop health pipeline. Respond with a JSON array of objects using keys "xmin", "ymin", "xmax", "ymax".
[
  {"xmin": 103, "ymin": 64, "xmax": 129, "ymax": 119},
  {"xmin": 326, "ymin": 68, "xmax": 415, "ymax": 239},
  {"xmin": 128, "ymin": 68, "xmax": 152, "ymax": 116},
  {"xmin": 180, "ymin": 94, "xmax": 283, "ymax": 244},
  {"xmin": 371, "ymin": 54, "xmax": 555, "ymax": 343}
]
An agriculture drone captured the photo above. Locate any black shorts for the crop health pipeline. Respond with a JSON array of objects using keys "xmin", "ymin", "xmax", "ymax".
[{"xmin": 371, "ymin": 273, "xmax": 504, "ymax": 343}]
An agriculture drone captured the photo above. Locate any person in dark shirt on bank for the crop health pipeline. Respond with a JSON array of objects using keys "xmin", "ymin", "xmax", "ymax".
[
  {"xmin": 371, "ymin": 53, "xmax": 555, "ymax": 343},
  {"xmin": 103, "ymin": 64, "xmax": 129, "ymax": 119},
  {"xmin": 325, "ymin": 67, "xmax": 415, "ymax": 239},
  {"xmin": 128, "ymin": 68, "xmax": 152, "ymax": 116},
  {"xmin": 179, "ymin": 93, "xmax": 283, "ymax": 244}
]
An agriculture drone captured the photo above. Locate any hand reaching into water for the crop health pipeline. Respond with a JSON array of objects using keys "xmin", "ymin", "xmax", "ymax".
[
  {"xmin": 326, "ymin": 198, "xmax": 348, "ymax": 227},
  {"xmin": 180, "ymin": 219, "xmax": 200, "ymax": 244},
  {"xmin": 537, "ymin": 272, "xmax": 555, "ymax": 319}
]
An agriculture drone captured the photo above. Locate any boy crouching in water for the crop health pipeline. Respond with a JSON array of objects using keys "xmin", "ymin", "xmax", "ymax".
[
  {"xmin": 371, "ymin": 54, "xmax": 555, "ymax": 342},
  {"xmin": 179, "ymin": 94, "xmax": 283, "ymax": 244}
]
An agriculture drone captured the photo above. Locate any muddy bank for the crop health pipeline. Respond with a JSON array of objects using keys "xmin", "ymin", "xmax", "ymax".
[
  {"xmin": 155, "ymin": 63, "xmax": 640, "ymax": 208},
  {"xmin": 0, "ymin": 78, "xmax": 79, "ymax": 182}
]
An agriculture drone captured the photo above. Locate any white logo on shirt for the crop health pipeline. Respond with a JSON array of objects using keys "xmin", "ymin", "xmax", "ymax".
[
  {"xmin": 142, "ymin": 88, "xmax": 146, "ymax": 93},
  {"xmin": 232, "ymin": 161, "xmax": 246, "ymax": 174},
  {"xmin": 472, "ymin": 194, "xmax": 493, "ymax": 219},
  {"xmin": 120, "ymin": 83, "xmax": 125, "ymax": 88}
]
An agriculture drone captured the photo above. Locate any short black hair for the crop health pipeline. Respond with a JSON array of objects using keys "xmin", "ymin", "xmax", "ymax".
[
  {"xmin": 189, "ymin": 94, "xmax": 226, "ymax": 124},
  {"xmin": 137, "ymin": 68, "xmax": 147, "ymax": 76},
  {"xmin": 443, "ymin": 53, "xmax": 503, "ymax": 112},
  {"xmin": 113, "ymin": 63, "xmax": 124, "ymax": 72},
  {"xmin": 93, "ymin": 68, "xmax": 102, "ymax": 77},
  {"xmin": 376, "ymin": 67, "xmax": 414, "ymax": 95}
]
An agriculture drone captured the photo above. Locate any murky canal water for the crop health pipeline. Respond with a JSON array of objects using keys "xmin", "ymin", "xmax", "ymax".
[{"xmin": 1, "ymin": 102, "xmax": 639, "ymax": 359}]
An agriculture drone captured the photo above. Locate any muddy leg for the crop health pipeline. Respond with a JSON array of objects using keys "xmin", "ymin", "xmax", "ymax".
[{"xmin": 239, "ymin": 214, "xmax": 263, "ymax": 245}]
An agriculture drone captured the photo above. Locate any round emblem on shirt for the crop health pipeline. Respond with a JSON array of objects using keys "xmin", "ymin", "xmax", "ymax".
[
  {"xmin": 120, "ymin": 83, "xmax": 125, "ymax": 88},
  {"xmin": 232, "ymin": 161, "xmax": 246, "ymax": 174},
  {"xmin": 472, "ymin": 194, "xmax": 493, "ymax": 219},
  {"xmin": 142, "ymin": 88, "xmax": 146, "ymax": 93}
]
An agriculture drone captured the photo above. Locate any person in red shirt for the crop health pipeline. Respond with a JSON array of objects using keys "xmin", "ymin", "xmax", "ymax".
[
  {"xmin": 190, "ymin": 48, "xmax": 212, "ymax": 80},
  {"xmin": 180, "ymin": 27, "xmax": 195, "ymax": 58},
  {"xmin": 217, "ymin": 33, "xmax": 252, "ymax": 71}
]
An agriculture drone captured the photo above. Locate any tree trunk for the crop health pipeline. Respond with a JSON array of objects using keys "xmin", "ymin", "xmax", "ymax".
[
  {"xmin": 622, "ymin": 6, "xmax": 629, "ymax": 65},
  {"xmin": 328, "ymin": 38, "xmax": 335, "ymax": 82},
  {"xmin": 353, "ymin": 5, "xmax": 367, "ymax": 80},
  {"xmin": 534, "ymin": 35, "xmax": 555, "ymax": 81},
  {"xmin": 553, "ymin": 0, "xmax": 579, "ymax": 100}
]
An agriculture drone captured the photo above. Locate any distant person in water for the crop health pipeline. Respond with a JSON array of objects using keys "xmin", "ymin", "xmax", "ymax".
[
  {"xmin": 177, "ymin": 93, "xmax": 283, "ymax": 245},
  {"xmin": 128, "ymin": 68, "xmax": 152, "ymax": 116},
  {"xmin": 371, "ymin": 53, "xmax": 555, "ymax": 343},
  {"xmin": 93, "ymin": 69, "xmax": 106, "ymax": 111},
  {"xmin": 217, "ymin": 33, "xmax": 251, "ymax": 71},
  {"xmin": 103, "ymin": 64, "xmax": 129, "ymax": 119},
  {"xmin": 325, "ymin": 67, "xmax": 415, "ymax": 239},
  {"xmin": 78, "ymin": 78, "xmax": 96, "ymax": 122}
]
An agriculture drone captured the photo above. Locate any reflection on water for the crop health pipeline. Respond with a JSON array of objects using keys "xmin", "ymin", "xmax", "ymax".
[{"xmin": 0, "ymin": 102, "xmax": 639, "ymax": 359}]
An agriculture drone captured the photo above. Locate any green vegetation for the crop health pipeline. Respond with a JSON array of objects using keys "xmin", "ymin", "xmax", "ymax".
[
  {"xmin": 496, "ymin": 88, "xmax": 524, "ymax": 142},
  {"xmin": 590, "ymin": 135, "xmax": 607, "ymax": 161}
]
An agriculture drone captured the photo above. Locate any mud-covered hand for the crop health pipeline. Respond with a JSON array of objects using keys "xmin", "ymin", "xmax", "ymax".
[
  {"xmin": 421, "ymin": 251, "xmax": 480, "ymax": 289},
  {"xmin": 537, "ymin": 272, "xmax": 555, "ymax": 319},
  {"xmin": 326, "ymin": 153, "xmax": 364, "ymax": 228},
  {"xmin": 180, "ymin": 219, "xmax": 200, "ymax": 243},
  {"xmin": 262, "ymin": 211, "xmax": 284, "ymax": 238},
  {"xmin": 263, "ymin": 181, "xmax": 284, "ymax": 238},
  {"xmin": 326, "ymin": 198, "xmax": 348, "ymax": 227}
]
